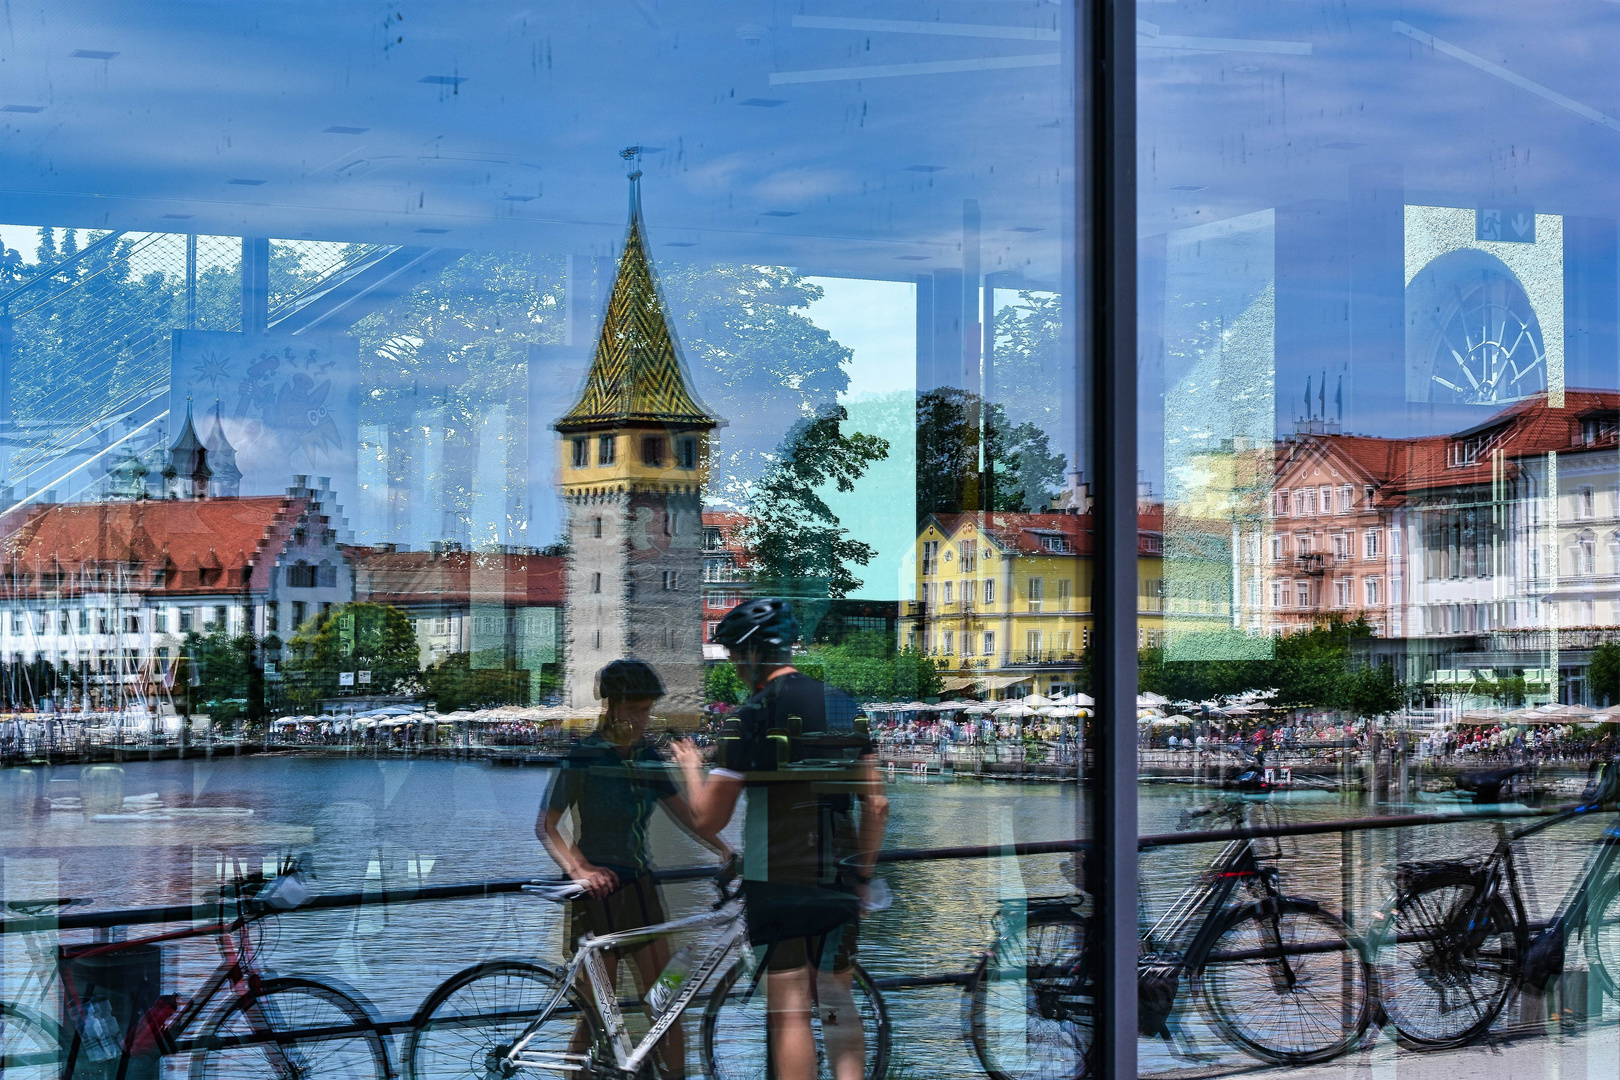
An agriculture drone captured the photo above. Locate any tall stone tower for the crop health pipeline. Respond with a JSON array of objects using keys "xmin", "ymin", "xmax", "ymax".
[{"xmin": 556, "ymin": 156, "xmax": 718, "ymax": 725}]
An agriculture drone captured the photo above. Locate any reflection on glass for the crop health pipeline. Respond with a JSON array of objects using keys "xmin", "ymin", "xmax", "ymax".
[
  {"xmin": 0, "ymin": 4, "xmax": 1092, "ymax": 1079},
  {"xmin": 1142, "ymin": 1, "xmax": 1620, "ymax": 1074}
]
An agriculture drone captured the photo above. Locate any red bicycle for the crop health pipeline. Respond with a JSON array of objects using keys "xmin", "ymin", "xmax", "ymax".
[{"xmin": 1, "ymin": 859, "xmax": 391, "ymax": 1080}]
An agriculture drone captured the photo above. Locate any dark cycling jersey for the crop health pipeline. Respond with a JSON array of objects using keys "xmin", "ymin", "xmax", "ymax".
[
  {"xmin": 713, "ymin": 672, "xmax": 873, "ymax": 889},
  {"xmin": 545, "ymin": 736, "xmax": 678, "ymax": 880}
]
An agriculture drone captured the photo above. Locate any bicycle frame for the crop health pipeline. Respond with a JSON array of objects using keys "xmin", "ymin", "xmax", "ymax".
[
  {"xmin": 508, "ymin": 899, "xmax": 749, "ymax": 1076},
  {"xmin": 1502, "ymin": 805, "xmax": 1620, "ymax": 956},
  {"xmin": 54, "ymin": 905, "xmax": 300, "ymax": 1070},
  {"xmin": 1145, "ymin": 834, "xmax": 1280, "ymax": 965}
]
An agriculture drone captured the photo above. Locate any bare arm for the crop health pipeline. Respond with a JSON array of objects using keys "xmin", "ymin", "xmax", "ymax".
[
  {"xmin": 659, "ymin": 791, "xmax": 733, "ymax": 859},
  {"xmin": 671, "ymin": 740, "xmax": 744, "ymax": 836},
  {"xmin": 536, "ymin": 805, "xmax": 619, "ymax": 898},
  {"xmin": 852, "ymin": 757, "xmax": 890, "ymax": 883}
]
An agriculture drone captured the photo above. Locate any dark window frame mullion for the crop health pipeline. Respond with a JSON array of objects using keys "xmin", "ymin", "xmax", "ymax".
[{"xmin": 1085, "ymin": 0, "xmax": 1139, "ymax": 1075}]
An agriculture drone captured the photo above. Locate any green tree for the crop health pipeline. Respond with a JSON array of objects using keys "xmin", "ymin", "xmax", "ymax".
[
  {"xmin": 1338, "ymin": 663, "xmax": 1405, "ymax": 720},
  {"xmin": 735, "ymin": 405, "xmax": 889, "ymax": 601},
  {"xmin": 184, "ymin": 626, "xmax": 263, "ymax": 728},
  {"xmin": 916, "ymin": 387, "xmax": 1065, "ymax": 515},
  {"xmin": 991, "ymin": 291, "xmax": 1067, "ymax": 435},
  {"xmin": 659, "ymin": 264, "xmax": 854, "ymax": 496},
  {"xmin": 1136, "ymin": 617, "xmax": 1391, "ymax": 715},
  {"xmin": 1590, "ymin": 643, "xmax": 1620, "ymax": 707},
  {"xmin": 283, "ymin": 602, "xmax": 420, "ymax": 709},
  {"xmin": 426, "ymin": 653, "xmax": 531, "ymax": 712},
  {"xmin": 799, "ymin": 631, "xmax": 943, "ymax": 702},
  {"xmin": 703, "ymin": 662, "xmax": 749, "ymax": 706}
]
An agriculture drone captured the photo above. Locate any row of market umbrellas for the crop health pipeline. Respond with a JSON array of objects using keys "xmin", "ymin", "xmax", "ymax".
[{"xmin": 1456, "ymin": 702, "xmax": 1620, "ymax": 726}]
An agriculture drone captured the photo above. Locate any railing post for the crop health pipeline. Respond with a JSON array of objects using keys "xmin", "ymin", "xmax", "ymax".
[{"xmin": 1087, "ymin": 0, "xmax": 1139, "ymax": 1072}]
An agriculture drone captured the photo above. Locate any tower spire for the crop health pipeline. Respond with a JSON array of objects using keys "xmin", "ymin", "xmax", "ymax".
[
  {"xmin": 204, "ymin": 399, "xmax": 243, "ymax": 497},
  {"xmin": 556, "ymin": 155, "xmax": 716, "ymax": 433},
  {"xmin": 164, "ymin": 397, "xmax": 211, "ymax": 499}
]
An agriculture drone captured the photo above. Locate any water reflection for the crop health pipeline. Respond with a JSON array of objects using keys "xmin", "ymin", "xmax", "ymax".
[{"xmin": 4, "ymin": 758, "xmax": 1615, "ymax": 1076}]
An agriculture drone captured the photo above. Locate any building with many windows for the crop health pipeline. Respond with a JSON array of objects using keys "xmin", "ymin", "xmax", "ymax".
[
  {"xmin": 0, "ymin": 485, "xmax": 352, "ymax": 707},
  {"xmin": 348, "ymin": 544, "xmax": 563, "ymax": 686},
  {"xmin": 1263, "ymin": 430, "xmax": 1406, "ymax": 637},
  {"xmin": 903, "ymin": 511, "xmax": 1166, "ymax": 697}
]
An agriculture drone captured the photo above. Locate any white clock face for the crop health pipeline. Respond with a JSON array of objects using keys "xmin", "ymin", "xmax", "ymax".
[{"xmin": 1427, "ymin": 272, "xmax": 1547, "ymax": 405}]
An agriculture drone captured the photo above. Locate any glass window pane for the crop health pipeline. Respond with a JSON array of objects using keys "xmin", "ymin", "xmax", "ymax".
[
  {"xmin": 1142, "ymin": 2, "xmax": 1619, "ymax": 1070},
  {"xmin": 0, "ymin": 5, "xmax": 1090, "ymax": 1076}
]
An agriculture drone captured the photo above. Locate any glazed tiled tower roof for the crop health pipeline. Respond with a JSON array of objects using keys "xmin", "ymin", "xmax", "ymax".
[{"xmin": 556, "ymin": 172, "xmax": 716, "ymax": 433}]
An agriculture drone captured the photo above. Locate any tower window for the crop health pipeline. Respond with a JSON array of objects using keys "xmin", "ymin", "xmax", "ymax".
[
  {"xmin": 591, "ymin": 572, "xmax": 602, "ymax": 594},
  {"xmin": 571, "ymin": 438, "xmax": 588, "ymax": 468},
  {"xmin": 642, "ymin": 436, "xmax": 666, "ymax": 466},
  {"xmin": 598, "ymin": 434, "xmax": 616, "ymax": 466},
  {"xmin": 593, "ymin": 516, "xmax": 603, "ymax": 538},
  {"xmin": 676, "ymin": 436, "xmax": 697, "ymax": 469},
  {"xmin": 662, "ymin": 570, "xmax": 680, "ymax": 590}
]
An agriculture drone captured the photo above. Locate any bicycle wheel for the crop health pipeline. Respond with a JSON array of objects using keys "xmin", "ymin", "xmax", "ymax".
[
  {"xmin": 967, "ymin": 910, "xmax": 1091, "ymax": 1080},
  {"xmin": 405, "ymin": 960, "xmax": 603, "ymax": 1080},
  {"xmin": 189, "ymin": 976, "xmax": 390, "ymax": 1080},
  {"xmin": 1, "ymin": 1000, "xmax": 61, "ymax": 1079},
  {"xmin": 1198, "ymin": 899, "xmax": 1373, "ymax": 1066},
  {"xmin": 701, "ymin": 958, "xmax": 890, "ymax": 1080},
  {"xmin": 1377, "ymin": 869, "xmax": 1519, "ymax": 1048},
  {"xmin": 1584, "ymin": 877, "xmax": 1620, "ymax": 999}
]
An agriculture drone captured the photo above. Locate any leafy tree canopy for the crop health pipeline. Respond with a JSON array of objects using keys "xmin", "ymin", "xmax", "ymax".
[
  {"xmin": 1136, "ymin": 617, "xmax": 1406, "ymax": 717},
  {"xmin": 283, "ymin": 602, "xmax": 420, "ymax": 709},
  {"xmin": 427, "ymin": 652, "xmax": 531, "ymax": 712},
  {"xmin": 916, "ymin": 387, "xmax": 1065, "ymax": 515},
  {"xmin": 183, "ymin": 626, "xmax": 262, "ymax": 727},
  {"xmin": 734, "ymin": 405, "xmax": 889, "ymax": 602}
]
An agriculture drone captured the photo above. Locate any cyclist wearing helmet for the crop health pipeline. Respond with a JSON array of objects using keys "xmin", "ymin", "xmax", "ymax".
[
  {"xmin": 539, "ymin": 659, "xmax": 718, "ymax": 1080},
  {"xmin": 673, "ymin": 598, "xmax": 889, "ymax": 1080}
]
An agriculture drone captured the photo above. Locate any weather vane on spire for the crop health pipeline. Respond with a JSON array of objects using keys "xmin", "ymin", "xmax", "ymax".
[{"xmin": 621, "ymin": 145, "xmax": 643, "ymax": 181}]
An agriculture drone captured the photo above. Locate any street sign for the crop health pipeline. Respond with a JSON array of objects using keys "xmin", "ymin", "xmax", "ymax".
[
  {"xmin": 1476, "ymin": 206, "xmax": 1535, "ymax": 243},
  {"xmin": 358, "ymin": 670, "xmax": 372, "ymax": 684},
  {"xmin": 338, "ymin": 671, "xmax": 355, "ymax": 687}
]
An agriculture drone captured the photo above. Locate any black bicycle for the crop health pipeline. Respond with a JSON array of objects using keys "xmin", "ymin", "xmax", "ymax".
[
  {"xmin": 1376, "ymin": 762, "xmax": 1620, "ymax": 1048},
  {"xmin": 965, "ymin": 799, "xmax": 1376, "ymax": 1080}
]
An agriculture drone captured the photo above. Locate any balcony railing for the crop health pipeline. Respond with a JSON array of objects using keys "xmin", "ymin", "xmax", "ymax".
[
  {"xmin": 1295, "ymin": 552, "xmax": 1337, "ymax": 575},
  {"xmin": 1007, "ymin": 651, "xmax": 1084, "ymax": 667}
]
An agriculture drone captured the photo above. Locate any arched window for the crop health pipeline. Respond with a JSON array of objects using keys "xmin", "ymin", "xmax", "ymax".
[{"xmin": 1609, "ymin": 532, "xmax": 1620, "ymax": 576}]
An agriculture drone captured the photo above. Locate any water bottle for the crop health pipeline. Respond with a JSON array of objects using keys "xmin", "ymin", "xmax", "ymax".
[
  {"xmin": 646, "ymin": 947, "xmax": 693, "ymax": 1015},
  {"xmin": 78, "ymin": 997, "xmax": 122, "ymax": 1062}
]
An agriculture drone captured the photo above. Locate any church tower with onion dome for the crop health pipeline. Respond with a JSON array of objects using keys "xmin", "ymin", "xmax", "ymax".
[{"xmin": 555, "ymin": 150, "xmax": 718, "ymax": 724}]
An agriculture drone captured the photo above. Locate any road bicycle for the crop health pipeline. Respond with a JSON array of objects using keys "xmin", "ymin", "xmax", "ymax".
[
  {"xmin": 964, "ymin": 798, "xmax": 1376, "ymax": 1080},
  {"xmin": 0, "ymin": 860, "xmax": 391, "ymax": 1080},
  {"xmin": 1375, "ymin": 767, "xmax": 1620, "ymax": 1048},
  {"xmin": 404, "ymin": 867, "xmax": 891, "ymax": 1079}
]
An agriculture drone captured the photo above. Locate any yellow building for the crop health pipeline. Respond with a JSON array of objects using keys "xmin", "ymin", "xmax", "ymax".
[{"xmin": 902, "ymin": 511, "xmax": 1166, "ymax": 698}]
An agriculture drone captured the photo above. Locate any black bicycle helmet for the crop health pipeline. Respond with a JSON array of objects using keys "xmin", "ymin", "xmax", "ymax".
[
  {"xmin": 596, "ymin": 659, "xmax": 665, "ymax": 701},
  {"xmin": 710, "ymin": 597, "xmax": 800, "ymax": 652}
]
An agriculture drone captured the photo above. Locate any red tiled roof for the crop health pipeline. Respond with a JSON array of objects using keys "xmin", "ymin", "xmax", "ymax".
[
  {"xmin": 0, "ymin": 496, "xmax": 312, "ymax": 595},
  {"xmin": 347, "ymin": 548, "xmax": 564, "ymax": 607},
  {"xmin": 1275, "ymin": 390, "xmax": 1620, "ymax": 500},
  {"xmin": 922, "ymin": 510, "xmax": 1163, "ymax": 556}
]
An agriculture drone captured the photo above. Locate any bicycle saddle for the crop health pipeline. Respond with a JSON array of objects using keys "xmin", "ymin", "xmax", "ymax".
[
  {"xmin": 6, "ymin": 897, "xmax": 89, "ymax": 915},
  {"xmin": 523, "ymin": 880, "xmax": 585, "ymax": 902}
]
